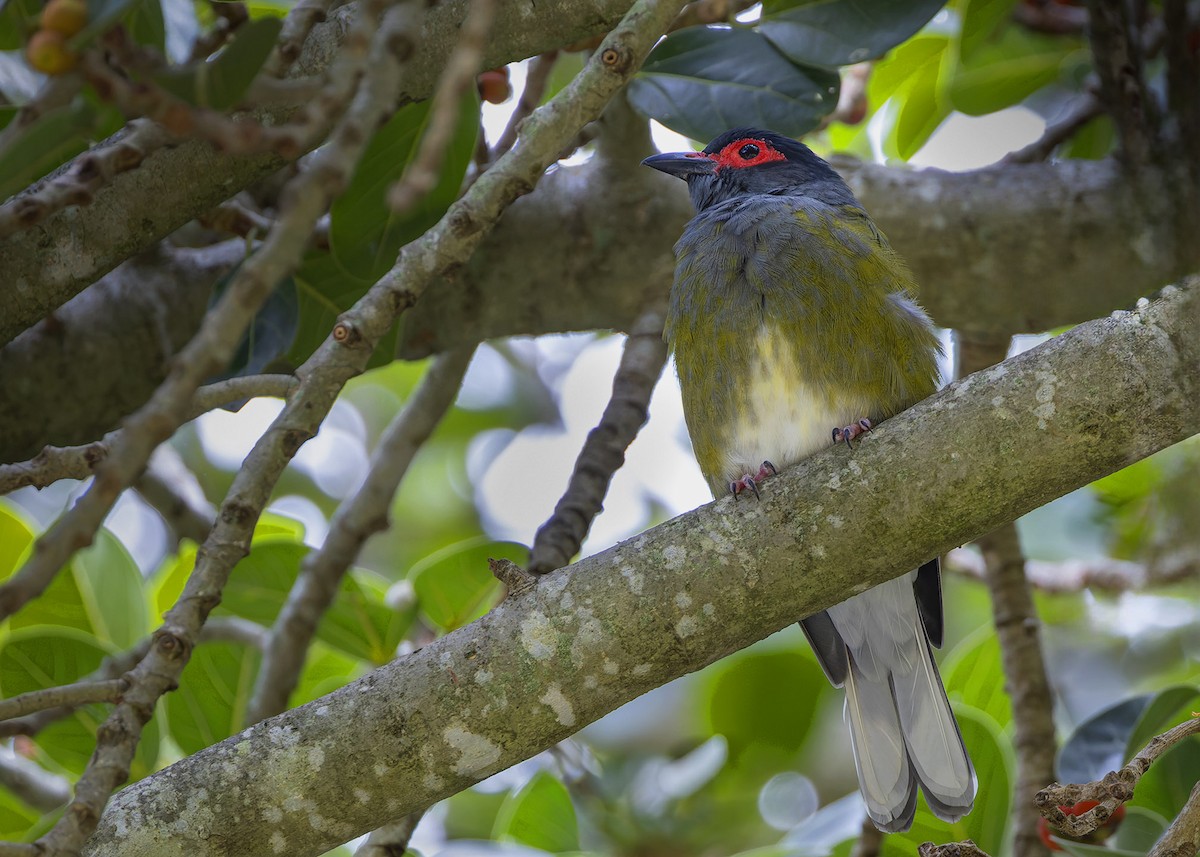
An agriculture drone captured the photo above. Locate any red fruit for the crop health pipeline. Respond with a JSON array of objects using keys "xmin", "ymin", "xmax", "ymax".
[
  {"xmin": 476, "ymin": 68, "xmax": 511, "ymax": 105},
  {"xmin": 1038, "ymin": 800, "xmax": 1127, "ymax": 851}
]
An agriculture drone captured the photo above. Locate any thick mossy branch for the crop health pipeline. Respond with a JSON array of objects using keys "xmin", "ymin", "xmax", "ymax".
[{"xmin": 84, "ymin": 283, "xmax": 1199, "ymax": 857}]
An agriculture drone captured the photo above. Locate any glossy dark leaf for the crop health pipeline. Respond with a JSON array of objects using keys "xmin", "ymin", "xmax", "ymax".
[
  {"xmin": 760, "ymin": 0, "xmax": 949, "ymax": 68},
  {"xmin": 290, "ymin": 249, "xmax": 398, "ymax": 368},
  {"xmin": 1057, "ymin": 694, "xmax": 1152, "ymax": 784},
  {"xmin": 330, "ymin": 93, "xmax": 478, "ymax": 282},
  {"xmin": 209, "ymin": 265, "xmax": 298, "ymax": 383},
  {"xmin": 124, "ymin": 0, "xmax": 165, "ymax": 54},
  {"xmin": 0, "ymin": 100, "xmax": 97, "ymax": 203},
  {"xmin": 493, "ymin": 771, "xmax": 579, "ymax": 853},
  {"xmin": 153, "ymin": 17, "xmax": 281, "ymax": 109},
  {"xmin": 0, "ymin": 0, "xmax": 38, "ymax": 50},
  {"xmin": 949, "ymin": 28, "xmax": 1080, "ymax": 116},
  {"xmin": 627, "ymin": 27, "xmax": 839, "ymax": 143}
]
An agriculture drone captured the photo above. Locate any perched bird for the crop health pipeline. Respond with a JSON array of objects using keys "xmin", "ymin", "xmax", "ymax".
[{"xmin": 643, "ymin": 128, "xmax": 975, "ymax": 832}]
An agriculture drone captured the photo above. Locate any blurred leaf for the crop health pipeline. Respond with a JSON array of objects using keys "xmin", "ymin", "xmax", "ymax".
[
  {"xmin": 1111, "ymin": 806, "xmax": 1169, "ymax": 853},
  {"xmin": 289, "ymin": 642, "xmax": 365, "ymax": 706},
  {"xmin": 0, "ymin": 99, "xmax": 97, "ymax": 203},
  {"xmin": 11, "ymin": 529, "xmax": 145, "ymax": 649},
  {"xmin": 871, "ymin": 34, "xmax": 947, "ymax": 99},
  {"xmin": 255, "ymin": 511, "xmax": 307, "ymax": 542},
  {"xmin": 0, "ymin": 626, "xmax": 112, "ymax": 773},
  {"xmin": 0, "ymin": 499, "xmax": 34, "ymax": 579},
  {"xmin": 409, "ymin": 538, "xmax": 526, "ymax": 632},
  {"xmin": 760, "ymin": 0, "xmax": 948, "ymax": 68},
  {"xmin": 290, "ymin": 249, "xmax": 395, "ymax": 369},
  {"xmin": 950, "ymin": 27, "xmax": 1080, "ymax": 116},
  {"xmin": 165, "ymin": 639, "xmax": 260, "ymax": 754},
  {"xmin": 150, "ymin": 540, "xmax": 196, "ymax": 619},
  {"xmin": 220, "ymin": 538, "xmax": 415, "ymax": 662},
  {"xmin": 0, "ymin": 0, "xmax": 39, "ymax": 50},
  {"xmin": 1061, "ymin": 113, "xmax": 1114, "ymax": 160},
  {"xmin": 957, "ymin": 705, "xmax": 1012, "ymax": 855},
  {"xmin": 153, "ymin": 17, "xmax": 281, "ymax": 109},
  {"xmin": 958, "ymin": 0, "xmax": 1017, "ymax": 60},
  {"xmin": 0, "ymin": 787, "xmax": 41, "ymax": 840},
  {"xmin": 543, "ymin": 52, "xmax": 584, "ymax": 103},
  {"xmin": 1058, "ymin": 694, "xmax": 1153, "ymax": 784},
  {"xmin": 892, "ymin": 45, "xmax": 949, "ymax": 159},
  {"xmin": 627, "ymin": 26, "xmax": 839, "ymax": 143},
  {"xmin": 944, "ymin": 626, "xmax": 1011, "ymax": 728},
  {"xmin": 446, "ymin": 786, "xmax": 510, "ymax": 840},
  {"xmin": 493, "ymin": 771, "xmax": 579, "ymax": 853},
  {"xmin": 124, "ymin": 0, "xmax": 165, "ymax": 54},
  {"xmin": 703, "ymin": 649, "xmax": 826, "ymax": 763},
  {"xmin": 1051, "ymin": 839, "xmax": 1144, "ymax": 857},
  {"xmin": 80, "ymin": 0, "xmax": 146, "ymax": 43},
  {"xmin": 780, "ymin": 791, "xmax": 866, "ymax": 856},
  {"xmin": 1134, "ymin": 736, "xmax": 1200, "ymax": 820},
  {"xmin": 208, "ymin": 265, "xmax": 298, "ymax": 382},
  {"xmin": 330, "ymin": 93, "xmax": 478, "ymax": 282},
  {"xmin": 1124, "ymin": 686, "xmax": 1199, "ymax": 758}
]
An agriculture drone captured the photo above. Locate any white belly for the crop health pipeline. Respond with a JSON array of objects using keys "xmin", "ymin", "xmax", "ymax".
[{"xmin": 717, "ymin": 326, "xmax": 875, "ymax": 483}]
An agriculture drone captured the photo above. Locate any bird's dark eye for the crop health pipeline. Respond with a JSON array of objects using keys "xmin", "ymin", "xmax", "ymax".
[{"xmin": 738, "ymin": 143, "xmax": 760, "ymax": 160}]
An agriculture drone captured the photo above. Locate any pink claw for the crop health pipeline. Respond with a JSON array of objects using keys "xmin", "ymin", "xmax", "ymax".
[
  {"xmin": 832, "ymin": 418, "xmax": 873, "ymax": 448},
  {"xmin": 729, "ymin": 460, "xmax": 778, "ymax": 500}
]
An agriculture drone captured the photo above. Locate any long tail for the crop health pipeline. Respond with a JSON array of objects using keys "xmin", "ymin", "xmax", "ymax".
[{"xmin": 842, "ymin": 628, "xmax": 975, "ymax": 831}]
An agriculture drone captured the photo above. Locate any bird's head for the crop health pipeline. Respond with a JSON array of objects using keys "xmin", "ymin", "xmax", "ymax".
[{"xmin": 642, "ymin": 128, "xmax": 850, "ymax": 211}]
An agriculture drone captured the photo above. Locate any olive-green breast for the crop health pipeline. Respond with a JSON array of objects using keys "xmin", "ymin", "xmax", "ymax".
[{"xmin": 665, "ymin": 195, "xmax": 941, "ymax": 496}]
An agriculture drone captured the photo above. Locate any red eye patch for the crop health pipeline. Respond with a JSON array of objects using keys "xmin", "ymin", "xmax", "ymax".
[{"xmin": 711, "ymin": 138, "xmax": 788, "ymax": 170}]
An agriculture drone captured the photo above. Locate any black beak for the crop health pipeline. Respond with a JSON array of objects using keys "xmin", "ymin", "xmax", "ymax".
[{"xmin": 641, "ymin": 151, "xmax": 715, "ymax": 179}]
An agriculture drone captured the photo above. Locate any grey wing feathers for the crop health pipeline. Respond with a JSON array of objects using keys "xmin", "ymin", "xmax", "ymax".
[{"xmin": 800, "ymin": 612, "xmax": 848, "ymax": 686}]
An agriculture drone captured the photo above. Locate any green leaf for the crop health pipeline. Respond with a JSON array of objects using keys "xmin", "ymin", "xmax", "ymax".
[
  {"xmin": 0, "ymin": 499, "xmax": 35, "ymax": 580},
  {"xmin": 330, "ymin": 93, "xmax": 478, "ymax": 282},
  {"xmin": 219, "ymin": 539, "xmax": 415, "ymax": 662},
  {"xmin": 957, "ymin": 705, "xmax": 1012, "ymax": 856},
  {"xmin": 289, "ymin": 642, "xmax": 365, "ymax": 706},
  {"xmin": 80, "ymin": 0, "xmax": 145, "ymax": 44},
  {"xmin": 11, "ymin": 529, "xmax": 145, "ymax": 649},
  {"xmin": 944, "ymin": 626, "xmax": 1011, "ymax": 728},
  {"xmin": 0, "ymin": 786, "xmax": 42, "ymax": 840},
  {"xmin": 702, "ymin": 649, "xmax": 827, "ymax": 763},
  {"xmin": 949, "ymin": 27, "xmax": 1081, "ymax": 116},
  {"xmin": 958, "ymin": 0, "xmax": 1018, "ymax": 60},
  {"xmin": 124, "ymin": 0, "xmax": 165, "ymax": 54},
  {"xmin": 1111, "ymin": 806, "xmax": 1169, "ymax": 854},
  {"xmin": 0, "ymin": 0, "xmax": 38, "ymax": 50},
  {"xmin": 492, "ymin": 771, "xmax": 579, "ymax": 853},
  {"xmin": 0, "ymin": 99, "xmax": 97, "ymax": 203},
  {"xmin": 626, "ymin": 26, "xmax": 839, "ymax": 143},
  {"xmin": 207, "ymin": 263, "xmax": 298, "ymax": 382},
  {"xmin": 152, "ymin": 17, "xmax": 282, "ymax": 109},
  {"xmin": 759, "ymin": 0, "xmax": 949, "ymax": 68},
  {"xmin": 1125, "ymin": 686, "xmax": 1199, "ymax": 759},
  {"xmin": 1058, "ymin": 694, "xmax": 1153, "ymax": 784},
  {"xmin": 409, "ymin": 538, "xmax": 526, "ymax": 632},
  {"xmin": 164, "ymin": 639, "xmax": 260, "ymax": 754}
]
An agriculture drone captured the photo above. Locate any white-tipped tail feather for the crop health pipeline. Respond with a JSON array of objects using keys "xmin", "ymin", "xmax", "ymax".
[{"xmin": 826, "ymin": 574, "xmax": 976, "ymax": 832}]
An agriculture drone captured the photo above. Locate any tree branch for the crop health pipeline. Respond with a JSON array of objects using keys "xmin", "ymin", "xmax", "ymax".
[
  {"xmin": 1037, "ymin": 716, "xmax": 1200, "ymax": 837},
  {"xmin": 957, "ymin": 335, "xmax": 1056, "ymax": 857},
  {"xmin": 528, "ymin": 310, "xmax": 668, "ymax": 574},
  {"xmin": 81, "ymin": 281, "xmax": 1199, "ymax": 857},
  {"xmin": 1150, "ymin": 780, "xmax": 1200, "ymax": 857},
  {"xmin": 0, "ymin": 0, "xmax": 653, "ymax": 348},
  {"xmin": 246, "ymin": 345, "xmax": 476, "ymax": 723},
  {"xmin": 0, "ymin": 679, "xmax": 128, "ymax": 723}
]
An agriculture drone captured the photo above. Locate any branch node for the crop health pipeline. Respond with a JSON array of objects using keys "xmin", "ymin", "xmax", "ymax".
[{"xmin": 490, "ymin": 558, "xmax": 538, "ymax": 598}]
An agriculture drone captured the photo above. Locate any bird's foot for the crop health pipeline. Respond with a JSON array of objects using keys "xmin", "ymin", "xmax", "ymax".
[
  {"xmin": 729, "ymin": 461, "xmax": 778, "ymax": 500},
  {"xmin": 832, "ymin": 418, "xmax": 872, "ymax": 448}
]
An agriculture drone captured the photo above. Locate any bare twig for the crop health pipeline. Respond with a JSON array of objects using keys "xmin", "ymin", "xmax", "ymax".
[
  {"xmin": 1014, "ymin": 1, "xmax": 1089, "ymax": 35},
  {"xmin": 851, "ymin": 815, "xmax": 885, "ymax": 857},
  {"xmin": 0, "ymin": 120, "xmax": 167, "ymax": 239},
  {"xmin": 0, "ymin": 748, "xmax": 70, "ymax": 812},
  {"xmin": 492, "ymin": 52, "xmax": 559, "ymax": 159},
  {"xmin": 918, "ymin": 842, "xmax": 992, "ymax": 857},
  {"xmin": 945, "ymin": 548, "xmax": 1197, "ymax": 592},
  {"xmin": 134, "ymin": 446, "xmax": 217, "ymax": 546},
  {"xmin": 0, "ymin": 374, "xmax": 296, "ymax": 496},
  {"xmin": 198, "ymin": 200, "xmax": 275, "ymax": 240},
  {"xmin": 28, "ymin": 5, "xmax": 416, "ymax": 854},
  {"xmin": 959, "ymin": 334, "xmax": 1057, "ymax": 857},
  {"xmin": 265, "ymin": 0, "xmax": 337, "ymax": 77},
  {"xmin": 1084, "ymin": 0, "xmax": 1161, "ymax": 167},
  {"xmin": 31, "ymin": 2, "xmax": 684, "ymax": 850},
  {"xmin": 355, "ymin": 811, "xmax": 424, "ymax": 857},
  {"xmin": 528, "ymin": 311, "xmax": 668, "ymax": 574},
  {"xmin": 668, "ymin": 0, "xmax": 757, "ymax": 30},
  {"xmin": 246, "ymin": 345, "xmax": 476, "ymax": 723},
  {"xmin": 1005, "ymin": 94, "xmax": 1105, "ymax": 164},
  {"xmin": 203, "ymin": 616, "xmax": 271, "ymax": 651},
  {"xmin": 388, "ymin": 0, "xmax": 497, "ymax": 214},
  {"xmin": 188, "ymin": 0, "xmax": 249, "ymax": 62},
  {"xmin": 1150, "ymin": 780, "xmax": 1200, "ymax": 857},
  {"xmin": 0, "ymin": 679, "xmax": 128, "ymax": 723},
  {"xmin": 1037, "ymin": 717, "xmax": 1200, "ymax": 837}
]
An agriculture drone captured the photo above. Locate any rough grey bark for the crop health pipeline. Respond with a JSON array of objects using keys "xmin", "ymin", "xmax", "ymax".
[
  {"xmin": 0, "ymin": 0, "xmax": 645, "ymax": 347},
  {"xmin": 4, "ymin": 151, "xmax": 1188, "ymax": 460},
  {"xmin": 83, "ymin": 282, "xmax": 1199, "ymax": 857}
]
